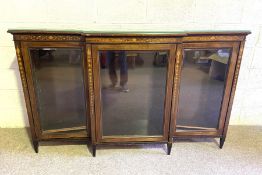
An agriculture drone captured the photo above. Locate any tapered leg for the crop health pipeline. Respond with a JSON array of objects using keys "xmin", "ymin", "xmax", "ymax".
[
  {"xmin": 92, "ymin": 144, "xmax": 96, "ymax": 157},
  {"xmin": 220, "ymin": 137, "xmax": 225, "ymax": 149},
  {"xmin": 167, "ymin": 142, "xmax": 172, "ymax": 155},
  {"xmin": 33, "ymin": 140, "xmax": 39, "ymax": 153}
]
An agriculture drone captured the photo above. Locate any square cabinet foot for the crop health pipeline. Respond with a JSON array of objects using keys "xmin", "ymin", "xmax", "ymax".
[{"xmin": 167, "ymin": 142, "xmax": 172, "ymax": 155}]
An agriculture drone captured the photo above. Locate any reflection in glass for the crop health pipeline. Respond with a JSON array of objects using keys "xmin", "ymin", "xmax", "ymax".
[
  {"xmin": 30, "ymin": 48, "xmax": 86, "ymax": 131},
  {"xmin": 100, "ymin": 51, "xmax": 168, "ymax": 136},
  {"xmin": 177, "ymin": 49, "xmax": 231, "ymax": 131}
]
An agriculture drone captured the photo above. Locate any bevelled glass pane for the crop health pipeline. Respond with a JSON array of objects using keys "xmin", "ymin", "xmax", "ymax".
[
  {"xmin": 177, "ymin": 49, "xmax": 231, "ymax": 131},
  {"xmin": 99, "ymin": 51, "xmax": 168, "ymax": 136},
  {"xmin": 29, "ymin": 48, "xmax": 86, "ymax": 131}
]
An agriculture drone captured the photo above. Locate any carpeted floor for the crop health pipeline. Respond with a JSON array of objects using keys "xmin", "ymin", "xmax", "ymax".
[{"xmin": 0, "ymin": 126, "xmax": 261, "ymax": 175}]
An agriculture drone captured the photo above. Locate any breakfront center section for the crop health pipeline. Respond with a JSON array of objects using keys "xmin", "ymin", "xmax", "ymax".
[{"xmin": 91, "ymin": 44, "xmax": 176, "ymax": 154}]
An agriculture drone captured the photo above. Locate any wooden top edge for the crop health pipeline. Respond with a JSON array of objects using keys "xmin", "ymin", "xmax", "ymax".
[
  {"xmin": 83, "ymin": 32, "xmax": 186, "ymax": 37},
  {"xmin": 185, "ymin": 30, "xmax": 251, "ymax": 36},
  {"xmin": 7, "ymin": 29, "xmax": 251, "ymax": 36},
  {"xmin": 7, "ymin": 29, "xmax": 186, "ymax": 36},
  {"xmin": 83, "ymin": 30, "xmax": 251, "ymax": 36},
  {"xmin": 7, "ymin": 29, "xmax": 82, "ymax": 35}
]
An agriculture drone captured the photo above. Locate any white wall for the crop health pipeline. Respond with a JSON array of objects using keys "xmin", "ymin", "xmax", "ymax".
[{"xmin": 0, "ymin": 0, "xmax": 261, "ymax": 127}]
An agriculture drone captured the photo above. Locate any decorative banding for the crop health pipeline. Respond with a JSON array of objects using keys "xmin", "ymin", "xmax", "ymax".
[{"xmin": 14, "ymin": 34, "xmax": 82, "ymax": 41}]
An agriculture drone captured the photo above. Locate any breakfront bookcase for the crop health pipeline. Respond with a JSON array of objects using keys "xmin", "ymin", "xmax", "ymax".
[{"xmin": 8, "ymin": 29, "xmax": 250, "ymax": 157}]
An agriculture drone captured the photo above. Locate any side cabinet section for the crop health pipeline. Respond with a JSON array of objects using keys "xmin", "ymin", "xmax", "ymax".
[{"xmin": 172, "ymin": 41, "xmax": 242, "ymax": 146}]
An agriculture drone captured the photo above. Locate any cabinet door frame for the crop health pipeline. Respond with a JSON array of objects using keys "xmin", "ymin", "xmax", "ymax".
[
  {"xmin": 91, "ymin": 44, "xmax": 176, "ymax": 143},
  {"xmin": 172, "ymin": 42, "xmax": 240, "ymax": 137},
  {"xmin": 21, "ymin": 41, "xmax": 89, "ymax": 140}
]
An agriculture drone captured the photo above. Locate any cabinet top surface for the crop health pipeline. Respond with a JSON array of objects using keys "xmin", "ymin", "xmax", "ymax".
[{"xmin": 7, "ymin": 29, "xmax": 251, "ymax": 36}]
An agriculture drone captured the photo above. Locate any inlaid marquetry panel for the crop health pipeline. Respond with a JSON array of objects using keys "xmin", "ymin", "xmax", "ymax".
[{"xmin": 14, "ymin": 34, "xmax": 83, "ymax": 41}]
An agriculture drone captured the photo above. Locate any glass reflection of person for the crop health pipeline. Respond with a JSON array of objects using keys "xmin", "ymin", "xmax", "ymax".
[{"xmin": 107, "ymin": 51, "xmax": 129, "ymax": 92}]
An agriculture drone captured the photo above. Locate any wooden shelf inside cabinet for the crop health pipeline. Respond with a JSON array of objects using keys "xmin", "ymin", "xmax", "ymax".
[{"xmin": 8, "ymin": 29, "xmax": 250, "ymax": 156}]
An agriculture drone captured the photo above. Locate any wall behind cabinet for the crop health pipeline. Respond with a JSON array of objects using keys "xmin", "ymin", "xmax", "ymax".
[{"xmin": 0, "ymin": 0, "xmax": 261, "ymax": 127}]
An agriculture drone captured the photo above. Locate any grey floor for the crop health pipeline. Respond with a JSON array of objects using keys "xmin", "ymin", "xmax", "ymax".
[{"xmin": 0, "ymin": 126, "xmax": 261, "ymax": 175}]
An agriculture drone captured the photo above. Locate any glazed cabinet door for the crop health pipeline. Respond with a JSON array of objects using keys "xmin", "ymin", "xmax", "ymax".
[
  {"xmin": 21, "ymin": 42, "xmax": 89, "ymax": 139},
  {"xmin": 173, "ymin": 42, "xmax": 240, "ymax": 137},
  {"xmin": 91, "ymin": 44, "xmax": 176, "ymax": 143}
]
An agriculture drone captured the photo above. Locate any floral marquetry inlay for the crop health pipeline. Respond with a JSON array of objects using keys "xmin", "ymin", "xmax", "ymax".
[
  {"xmin": 86, "ymin": 37, "xmax": 181, "ymax": 43},
  {"xmin": 15, "ymin": 44, "xmax": 27, "ymax": 89},
  {"xmin": 14, "ymin": 34, "xmax": 82, "ymax": 41},
  {"xmin": 183, "ymin": 35, "xmax": 245, "ymax": 42},
  {"xmin": 86, "ymin": 45, "xmax": 95, "ymax": 116},
  {"xmin": 232, "ymin": 42, "xmax": 245, "ymax": 89},
  {"xmin": 173, "ymin": 45, "xmax": 182, "ymax": 102}
]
